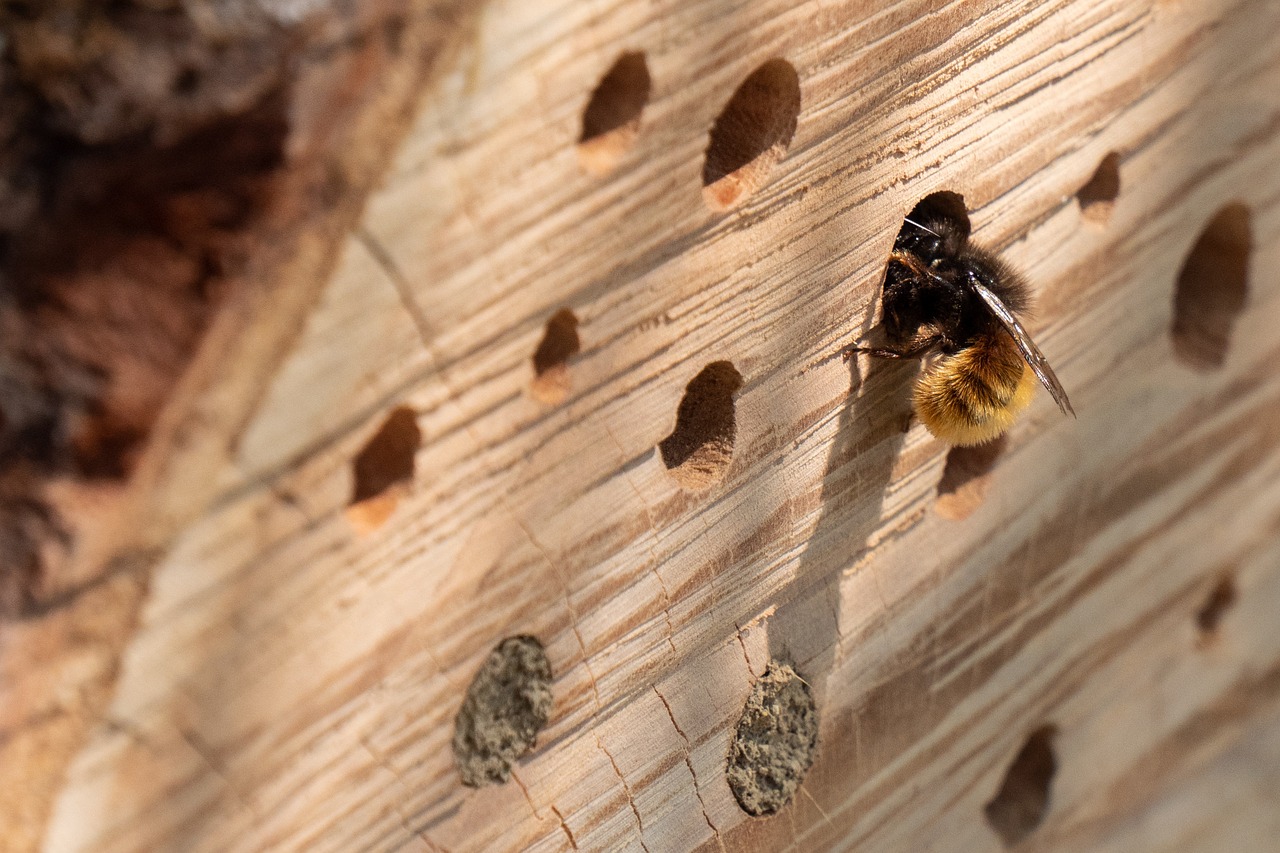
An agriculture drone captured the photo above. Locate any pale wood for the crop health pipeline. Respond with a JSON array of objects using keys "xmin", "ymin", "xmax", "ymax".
[{"xmin": 12, "ymin": 0, "xmax": 1280, "ymax": 850}]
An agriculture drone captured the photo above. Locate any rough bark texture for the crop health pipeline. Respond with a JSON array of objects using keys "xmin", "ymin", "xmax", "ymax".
[
  {"xmin": 5, "ymin": 0, "xmax": 1280, "ymax": 851},
  {"xmin": 0, "ymin": 1, "xmax": 480, "ymax": 848}
]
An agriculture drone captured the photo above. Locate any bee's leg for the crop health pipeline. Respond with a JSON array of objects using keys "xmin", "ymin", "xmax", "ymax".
[{"xmin": 843, "ymin": 333, "xmax": 940, "ymax": 362}]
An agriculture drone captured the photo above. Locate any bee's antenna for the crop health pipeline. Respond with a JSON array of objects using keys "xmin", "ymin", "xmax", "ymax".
[{"xmin": 902, "ymin": 216, "xmax": 941, "ymax": 237}]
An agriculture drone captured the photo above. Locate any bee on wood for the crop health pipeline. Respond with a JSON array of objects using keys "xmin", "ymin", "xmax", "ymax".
[{"xmin": 848, "ymin": 211, "xmax": 1075, "ymax": 446}]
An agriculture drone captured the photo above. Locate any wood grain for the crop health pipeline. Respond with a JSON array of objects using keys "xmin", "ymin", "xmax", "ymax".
[{"xmin": 27, "ymin": 0, "xmax": 1280, "ymax": 849}]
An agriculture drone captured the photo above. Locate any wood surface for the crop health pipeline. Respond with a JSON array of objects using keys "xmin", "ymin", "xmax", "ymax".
[{"xmin": 8, "ymin": 0, "xmax": 1280, "ymax": 850}]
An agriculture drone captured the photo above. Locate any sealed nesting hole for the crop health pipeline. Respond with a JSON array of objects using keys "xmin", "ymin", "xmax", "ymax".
[
  {"xmin": 453, "ymin": 635, "xmax": 553, "ymax": 787},
  {"xmin": 658, "ymin": 361, "xmax": 743, "ymax": 490},
  {"xmin": 935, "ymin": 436, "xmax": 1006, "ymax": 521},
  {"xmin": 727, "ymin": 662, "xmax": 818, "ymax": 816},
  {"xmin": 1196, "ymin": 573, "xmax": 1237, "ymax": 640},
  {"xmin": 530, "ymin": 308, "xmax": 581, "ymax": 404},
  {"xmin": 578, "ymin": 52, "xmax": 651, "ymax": 175},
  {"xmin": 1171, "ymin": 203, "xmax": 1251, "ymax": 370},
  {"xmin": 1076, "ymin": 151, "xmax": 1120, "ymax": 227},
  {"xmin": 702, "ymin": 58, "xmax": 801, "ymax": 211},
  {"xmin": 985, "ymin": 725, "xmax": 1058, "ymax": 847},
  {"xmin": 345, "ymin": 406, "xmax": 419, "ymax": 534}
]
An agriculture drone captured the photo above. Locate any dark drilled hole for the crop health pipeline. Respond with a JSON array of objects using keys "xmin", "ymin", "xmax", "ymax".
[
  {"xmin": 935, "ymin": 435, "xmax": 1007, "ymax": 521},
  {"xmin": 346, "ymin": 406, "xmax": 419, "ymax": 533},
  {"xmin": 1171, "ymin": 203, "xmax": 1251, "ymax": 371},
  {"xmin": 1076, "ymin": 151, "xmax": 1120, "ymax": 227},
  {"xmin": 1196, "ymin": 573, "xmax": 1237, "ymax": 638},
  {"xmin": 453, "ymin": 635, "xmax": 553, "ymax": 787},
  {"xmin": 578, "ymin": 51, "xmax": 651, "ymax": 176},
  {"xmin": 658, "ymin": 360, "xmax": 743, "ymax": 490},
  {"xmin": 530, "ymin": 308, "xmax": 581, "ymax": 405},
  {"xmin": 702, "ymin": 58, "xmax": 801, "ymax": 211},
  {"xmin": 901, "ymin": 190, "xmax": 970, "ymax": 241},
  {"xmin": 726, "ymin": 661, "xmax": 818, "ymax": 816},
  {"xmin": 985, "ymin": 725, "xmax": 1058, "ymax": 847}
]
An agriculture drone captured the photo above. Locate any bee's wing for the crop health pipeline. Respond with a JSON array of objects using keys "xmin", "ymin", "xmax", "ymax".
[{"xmin": 971, "ymin": 281, "xmax": 1076, "ymax": 418}]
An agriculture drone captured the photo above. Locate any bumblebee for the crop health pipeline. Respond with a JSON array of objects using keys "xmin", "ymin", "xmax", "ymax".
[{"xmin": 849, "ymin": 211, "xmax": 1074, "ymax": 446}]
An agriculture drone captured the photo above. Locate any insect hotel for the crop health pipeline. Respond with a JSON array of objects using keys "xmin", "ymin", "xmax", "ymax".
[{"xmin": 0, "ymin": 0, "xmax": 1276, "ymax": 850}]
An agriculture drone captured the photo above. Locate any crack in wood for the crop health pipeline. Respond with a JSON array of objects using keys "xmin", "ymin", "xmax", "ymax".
[
  {"xmin": 549, "ymin": 804, "xmax": 579, "ymax": 851},
  {"xmin": 509, "ymin": 768, "xmax": 543, "ymax": 822},
  {"xmin": 653, "ymin": 685, "xmax": 725, "ymax": 851},
  {"xmin": 602, "ymin": 422, "xmax": 678, "ymax": 656},
  {"xmin": 595, "ymin": 736, "xmax": 651, "ymax": 853}
]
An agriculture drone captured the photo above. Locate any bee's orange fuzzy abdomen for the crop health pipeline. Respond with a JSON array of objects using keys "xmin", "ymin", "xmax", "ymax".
[{"xmin": 914, "ymin": 331, "xmax": 1037, "ymax": 446}]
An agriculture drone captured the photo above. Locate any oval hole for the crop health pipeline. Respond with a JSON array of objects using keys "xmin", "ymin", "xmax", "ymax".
[
  {"xmin": 985, "ymin": 725, "xmax": 1058, "ymax": 847},
  {"xmin": 903, "ymin": 190, "xmax": 971, "ymax": 240},
  {"xmin": 1076, "ymin": 151, "xmax": 1120, "ymax": 228},
  {"xmin": 702, "ymin": 59, "xmax": 801, "ymax": 211},
  {"xmin": 578, "ymin": 51, "xmax": 651, "ymax": 176},
  {"xmin": 345, "ymin": 406, "xmax": 419, "ymax": 534},
  {"xmin": 658, "ymin": 361, "xmax": 743, "ymax": 490},
  {"xmin": 1196, "ymin": 573, "xmax": 1237, "ymax": 641},
  {"xmin": 530, "ymin": 308, "xmax": 581, "ymax": 404},
  {"xmin": 1171, "ymin": 203, "xmax": 1251, "ymax": 370},
  {"xmin": 935, "ymin": 436, "xmax": 1006, "ymax": 521}
]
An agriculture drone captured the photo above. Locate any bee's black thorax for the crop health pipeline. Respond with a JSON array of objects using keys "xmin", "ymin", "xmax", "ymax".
[{"xmin": 880, "ymin": 219, "xmax": 1030, "ymax": 356}]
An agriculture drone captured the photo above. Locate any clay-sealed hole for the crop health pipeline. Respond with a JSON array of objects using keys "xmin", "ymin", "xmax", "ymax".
[
  {"xmin": 1076, "ymin": 151, "xmax": 1120, "ymax": 227},
  {"xmin": 578, "ymin": 52, "xmax": 651, "ymax": 176},
  {"xmin": 529, "ymin": 308, "xmax": 581, "ymax": 405},
  {"xmin": 345, "ymin": 406, "xmax": 419, "ymax": 534},
  {"xmin": 702, "ymin": 58, "xmax": 801, "ymax": 211},
  {"xmin": 985, "ymin": 725, "xmax": 1058, "ymax": 847},
  {"xmin": 935, "ymin": 436, "xmax": 1006, "ymax": 521},
  {"xmin": 658, "ymin": 360, "xmax": 743, "ymax": 490},
  {"xmin": 1171, "ymin": 203, "xmax": 1251, "ymax": 370},
  {"xmin": 452, "ymin": 635, "xmax": 553, "ymax": 787},
  {"xmin": 726, "ymin": 661, "xmax": 818, "ymax": 816},
  {"xmin": 1196, "ymin": 573, "xmax": 1237, "ymax": 639}
]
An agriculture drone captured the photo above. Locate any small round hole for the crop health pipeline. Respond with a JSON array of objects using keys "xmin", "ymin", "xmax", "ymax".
[
  {"xmin": 530, "ymin": 308, "xmax": 581, "ymax": 405},
  {"xmin": 453, "ymin": 635, "xmax": 553, "ymax": 787},
  {"xmin": 1076, "ymin": 152, "xmax": 1120, "ymax": 228},
  {"xmin": 935, "ymin": 436, "xmax": 1006, "ymax": 521},
  {"xmin": 658, "ymin": 361, "xmax": 742, "ymax": 490},
  {"xmin": 578, "ymin": 51, "xmax": 651, "ymax": 176},
  {"xmin": 726, "ymin": 661, "xmax": 818, "ymax": 816},
  {"xmin": 702, "ymin": 59, "xmax": 801, "ymax": 211},
  {"xmin": 1196, "ymin": 573, "xmax": 1237, "ymax": 640},
  {"xmin": 984, "ymin": 725, "xmax": 1058, "ymax": 847},
  {"xmin": 345, "ymin": 406, "xmax": 419, "ymax": 534},
  {"xmin": 1171, "ymin": 203, "xmax": 1251, "ymax": 371},
  {"xmin": 173, "ymin": 67, "xmax": 200, "ymax": 95}
]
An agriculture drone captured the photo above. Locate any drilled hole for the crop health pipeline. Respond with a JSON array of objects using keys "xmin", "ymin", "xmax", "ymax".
[
  {"xmin": 985, "ymin": 725, "xmax": 1058, "ymax": 847},
  {"xmin": 578, "ymin": 51, "xmax": 651, "ymax": 176},
  {"xmin": 702, "ymin": 58, "xmax": 801, "ymax": 211},
  {"xmin": 453, "ymin": 635, "xmax": 553, "ymax": 787},
  {"xmin": 1076, "ymin": 151, "xmax": 1120, "ymax": 227},
  {"xmin": 902, "ymin": 190, "xmax": 971, "ymax": 240},
  {"xmin": 529, "ymin": 308, "xmax": 581, "ymax": 405},
  {"xmin": 935, "ymin": 436, "xmax": 1006, "ymax": 521},
  {"xmin": 658, "ymin": 361, "xmax": 743, "ymax": 490},
  {"xmin": 726, "ymin": 661, "xmax": 818, "ymax": 816},
  {"xmin": 1196, "ymin": 573, "xmax": 1237, "ymax": 639},
  {"xmin": 345, "ymin": 406, "xmax": 419, "ymax": 534},
  {"xmin": 1171, "ymin": 203, "xmax": 1251, "ymax": 371}
]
